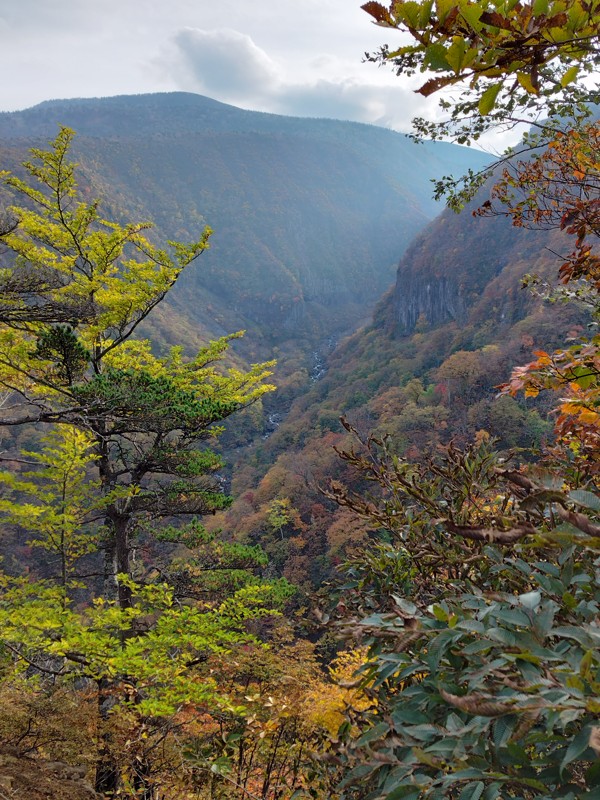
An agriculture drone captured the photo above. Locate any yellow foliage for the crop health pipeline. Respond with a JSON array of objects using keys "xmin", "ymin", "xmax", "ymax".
[{"xmin": 301, "ymin": 648, "xmax": 372, "ymax": 737}]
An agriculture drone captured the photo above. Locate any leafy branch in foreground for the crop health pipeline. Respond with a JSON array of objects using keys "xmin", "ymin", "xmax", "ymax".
[
  {"xmin": 362, "ymin": 0, "xmax": 600, "ymax": 134},
  {"xmin": 360, "ymin": 0, "xmax": 600, "ymax": 207},
  {"xmin": 474, "ymin": 118, "xmax": 600, "ymax": 477},
  {"xmin": 336, "ymin": 549, "xmax": 600, "ymax": 800},
  {"xmin": 324, "ymin": 422, "xmax": 600, "ymax": 799},
  {"xmin": 315, "ymin": 6, "xmax": 600, "ymax": 798}
]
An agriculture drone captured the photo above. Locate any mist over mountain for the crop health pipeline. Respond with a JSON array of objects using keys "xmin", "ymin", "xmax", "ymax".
[
  {"xmin": 0, "ymin": 93, "xmax": 571, "ymax": 584},
  {"xmin": 0, "ymin": 92, "xmax": 488, "ymax": 364},
  {"xmin": 215, "ymin": 173, "xmax": 586, "ymax": 588}
]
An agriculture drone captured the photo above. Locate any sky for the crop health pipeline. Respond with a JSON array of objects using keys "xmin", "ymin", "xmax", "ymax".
[
  {"xmin": 0, "ymin": 0, "xmax": 519, "ymax": 153},
  {"xmin": 0, "ymin": 0, "xmax": 449, "ymax": 132}
]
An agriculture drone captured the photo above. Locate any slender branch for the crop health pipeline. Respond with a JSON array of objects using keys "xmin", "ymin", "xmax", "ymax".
[
  {"xmin": 555, "ymin": 506, "xmax": 600, "ymax": 537},
  {"xmin": 1, "ymin": 642, "xmax": 66, "ymax": 677},
  {"xmin": 444, "ymin": 521, "xmax": 536, "ymax": 544}
]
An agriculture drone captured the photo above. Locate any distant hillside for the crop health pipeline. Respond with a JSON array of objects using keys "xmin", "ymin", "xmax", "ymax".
[
  {"xmin": 0, "ymin": 93, "xmax": 484, "ymax": 221},
  {"xmin": 213, "ymin": 177, "xmax": 586, "ymax": 590},
  {"xmin": 0, "ymin": 92, "xmax": 488, "ymax": 365}
]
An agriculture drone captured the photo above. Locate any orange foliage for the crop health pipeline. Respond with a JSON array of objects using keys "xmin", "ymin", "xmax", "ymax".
[
  {"xmin": 494, "ymin": 121, "xmax": 600, "ymax": 475},
  {"xmin": 487, "ymin": 121, "xmax": 600, "ymax": 288}
]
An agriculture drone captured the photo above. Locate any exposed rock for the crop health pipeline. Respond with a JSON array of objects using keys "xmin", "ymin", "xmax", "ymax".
[
  {"xmin": 379, "ymin": 180, "xmax": 556, "ymax": 337},
  {"xmin": 392, "ymin": 273, "xmax": 465, "ymax": 334},
  {"xmin": 0, "ymin": 749, "xmax": 99, "ymax": 800}
]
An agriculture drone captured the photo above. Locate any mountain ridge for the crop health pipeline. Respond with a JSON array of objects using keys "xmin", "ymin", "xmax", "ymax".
[
  {"xmin": 0, "ymin": 92, "xmax": 489, "ymax": 370},
  {"xmin": 212, "ymin": 171, "xmax": 586, "ymax": 588}
]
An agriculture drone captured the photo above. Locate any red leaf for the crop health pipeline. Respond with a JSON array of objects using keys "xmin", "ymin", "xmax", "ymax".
[
  {"xmin": 361, "ymin": 2, "xmax": 394, "ymax": 26},
  {"xmin": 417, "ymin": 75, "xmax": 456, "ymax": 96}
]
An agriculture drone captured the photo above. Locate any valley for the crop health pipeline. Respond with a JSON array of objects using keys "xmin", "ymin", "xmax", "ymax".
[
  {"xmin": 0, "ymin": 72, "xmax": 598, "ymax": 800},
  {"xmin": 0, "ymin": 92, "xmax": 488, "ymax": 366}
]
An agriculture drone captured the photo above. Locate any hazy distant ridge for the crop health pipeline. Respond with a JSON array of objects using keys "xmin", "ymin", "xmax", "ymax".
[{"xmin": 0, "ymin": 92, "xmax": 489, "ymax": 357}]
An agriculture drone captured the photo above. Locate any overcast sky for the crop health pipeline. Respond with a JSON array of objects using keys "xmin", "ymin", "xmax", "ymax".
[
  {"xmin": 0, "ymin": 1, "xmax": 448, "ymax": 128},
  {"xmin": 0, "ymin": 0, "xmax": 516, "ymax": 152}
]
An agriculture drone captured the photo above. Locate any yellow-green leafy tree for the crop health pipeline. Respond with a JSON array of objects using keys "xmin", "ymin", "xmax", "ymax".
[{"xmin": 0, "ymin": 128, "xmax": 290, "ymax": 797}]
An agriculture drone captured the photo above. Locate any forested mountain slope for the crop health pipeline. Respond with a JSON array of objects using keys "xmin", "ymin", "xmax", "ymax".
[
  {"xmin": 216, "ymin": 179, "xmax": 587, "ymax": 588},
  {"xmin": 0, "ymin": 92, "xmax": 487, "ymax": 365}
]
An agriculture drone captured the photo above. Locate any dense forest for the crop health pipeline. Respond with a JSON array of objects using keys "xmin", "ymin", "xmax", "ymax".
[
  {"xmin": 0, "ymin": 93, "xmax": 487, "ymax": 357},
  {"xmin": 0, "ymin": 2, "xmax": 599, "ymax": 799}
]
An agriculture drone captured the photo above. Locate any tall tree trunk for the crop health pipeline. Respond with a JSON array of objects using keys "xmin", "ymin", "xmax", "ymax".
[
  {"xmin": 102, "ymin": 534, "xmax": 119, "ymax": 603},
  {"xmin": 102, "ymin": 512, "xmax": 132, "ymax": 607},
  {"xmin": 113, "ymin": 512, "xmax": 133, "ymax": 609},
  {"xmin": 95, "ymin": 679, "xmax": 120, "ymax": 796},
  {"xmin": 132, "ymin": 756, "xmax": 156, "ymax": 800},
  {"xmin": 97, "ymin": 509, "xmax": 133, "ymax": 793}
]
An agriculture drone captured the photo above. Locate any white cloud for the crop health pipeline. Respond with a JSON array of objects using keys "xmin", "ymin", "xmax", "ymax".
[
  {"xmin": 272, "ymin": 79, "xmax": 429, "ymax": 129},
  {"xmin": 164, "ymin": 27, "xmax": 429, "ymax": 131},
  {"xmin": 170, "ymin": 28, "xmax": 280, "ymax": 104}
]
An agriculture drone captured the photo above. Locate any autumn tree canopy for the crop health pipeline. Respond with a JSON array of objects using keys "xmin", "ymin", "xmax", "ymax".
[
  {"xmin": 317, "ymin": 4, "xmax": 600, "ymax": 799},
  {"xmin": 0, "ymin": 129, "xmax": 290, "ymax": 797}
]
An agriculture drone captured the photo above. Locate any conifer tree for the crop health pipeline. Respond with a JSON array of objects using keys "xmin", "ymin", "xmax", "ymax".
[
  {"xmin": 0, "ymin": 126, "xmax": 275, "ymax": 605},
  {"xmin": 0, "ymin": 128, "xmax": 285, "ymax": 796}
]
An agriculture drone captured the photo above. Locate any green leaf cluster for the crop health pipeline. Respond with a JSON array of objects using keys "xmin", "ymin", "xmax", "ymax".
[
  {"xmin": 337, "ymin": 547, "xmax": 600, "ymax": 799},
  {"xmin": 0, "ymin": 572, "xmax": 291, "ymax": 717},
  {"xmin": 364, "ymin": 0, "xmax": 600, "ymax": 114}
]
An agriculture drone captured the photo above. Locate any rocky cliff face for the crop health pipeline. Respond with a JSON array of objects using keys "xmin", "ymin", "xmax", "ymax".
[
  {"xmin": 378, "ymin": 189, "xmax": 553, "ymax": 336},
  {"xmin": 391, "ymin": 272, "xmax": 465, "ymax": 334},
  {"xmin": 0, "ymin": 93, "xmax": 488, "ymax": 359}
]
